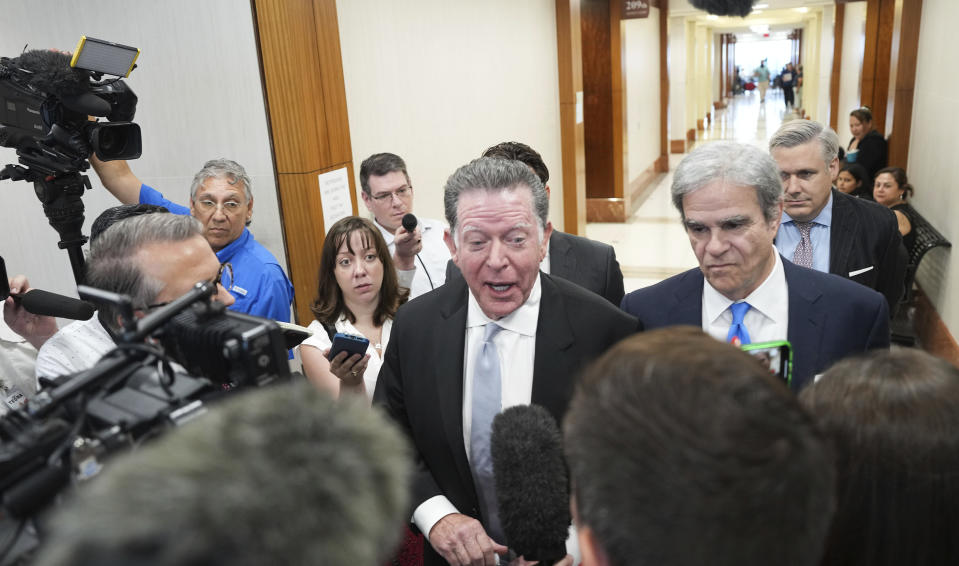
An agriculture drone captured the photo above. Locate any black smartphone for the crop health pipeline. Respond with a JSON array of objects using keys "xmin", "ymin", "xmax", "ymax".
[
  {"xmin": 741, "ymin": 340, "xmax": 793, "ymax": 385},
  {"xmin": 327, "ymin": 332, "xmax": 370, "ymax": 361}
]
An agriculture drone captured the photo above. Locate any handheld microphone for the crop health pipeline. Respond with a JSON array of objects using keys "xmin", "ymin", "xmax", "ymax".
[
  {"xmin": 14, "ymin": 289, "xmax": 95, "ymax": 320},
  {"xmin": 402, "ymin": 213, "xmax": 418, "ymax": 232},
  {"xmin": 491, "ymin": 404, "xmax": 571, "ymax": 564},
  {"xmin": 689, "ymin": 0, "xmax": 755, "ymax": 17}
]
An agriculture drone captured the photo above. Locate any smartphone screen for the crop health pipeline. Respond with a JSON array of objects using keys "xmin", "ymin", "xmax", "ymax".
[{"xmin": 741, "ymin": 340, "xmax": 792, "ymax": 385}]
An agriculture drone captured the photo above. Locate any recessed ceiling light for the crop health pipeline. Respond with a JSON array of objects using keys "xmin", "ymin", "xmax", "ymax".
[
  {"xmin": 707, "ymin": 14, "xmax": 719, "ymax": 20},
  {"xmin": 753, "ymin": 3, "xmax": 769, "ymax": 8},
  {"xmin": 794, "ymin": 6, "xmax": 809, "ymax": 13}
]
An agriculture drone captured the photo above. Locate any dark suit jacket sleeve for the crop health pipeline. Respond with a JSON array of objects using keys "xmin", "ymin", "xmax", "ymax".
[
  {"xmin": 875, "ymin": 212, "xmax": 908, "ymax": 312},
  {"xmin": 372, "ymin": 318, "xmax": 444, "ymax": 514},
  {"xmin": 604, "ymin": 246, "xmax": 626, "ymax": 306},
  {"xmin": 864, "ymin": 291, "xmax": 891, "ymax": 350}
]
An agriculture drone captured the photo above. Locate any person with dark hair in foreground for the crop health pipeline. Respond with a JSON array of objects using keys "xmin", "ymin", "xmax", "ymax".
[
  {"xmin": 565, "ymin": 326, "xmax": 836, "ymax": 566},
  {"xmin": 468, "ymin": 141, "xmax": 625, "ymax": 306},
  {"xmin": 799, "ymin": 349, "xmax": 959, "ymax": 566},
  {"xmin": 34, "ymin": 383, "xmax": 412, "ymax": 566}
]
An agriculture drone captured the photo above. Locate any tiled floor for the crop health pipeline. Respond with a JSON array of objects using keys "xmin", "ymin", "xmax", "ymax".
[{"xmin": 587, "ymin": 88, "xmax": 801, "ymax": 293}]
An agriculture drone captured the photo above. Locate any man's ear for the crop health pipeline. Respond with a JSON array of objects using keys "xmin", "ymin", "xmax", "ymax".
[
  {"xmin": 540, "ymin": 221, "xmax": 553, "ymax": 261},
  {"xmin": 360, "ymin": 190, "xmax": 373, "ymax": 212},
  {"xmin": 444, "ymin": 228, "xmax": 458, "ymax": 263},
  {"xmin": 578, "ymin": 525, "xmax": 612, "ymax": 566}
]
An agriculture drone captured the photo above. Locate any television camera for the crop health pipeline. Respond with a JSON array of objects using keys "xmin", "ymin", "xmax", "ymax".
[{"xmin": 0, "ymin": 37, "xmax": 143, "ymax": 284}]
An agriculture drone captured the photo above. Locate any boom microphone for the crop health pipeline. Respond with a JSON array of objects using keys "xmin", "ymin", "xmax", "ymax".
[
  {"xmin": 11, "ymin": 49, "xmax": 111, "ymax": 116},
  {"xmin": 491, "ymin": 404, "xmax": 571, "ymax": 564},
  {"xmin": 690, "ymin": 0, "xmax": 755, "ymax": 17},
  {"xmin": 15, "ymin": 289, "xmax": 95, "ymax": 320},
  {"xmin": 401, "ymin": 213, "xmax": 418, "ymax": 232}
]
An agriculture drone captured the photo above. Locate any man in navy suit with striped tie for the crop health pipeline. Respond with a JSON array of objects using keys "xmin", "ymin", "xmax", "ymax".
[{"xmin": 620, "ymin": 142, "xmax": 889, "ymax": 390}]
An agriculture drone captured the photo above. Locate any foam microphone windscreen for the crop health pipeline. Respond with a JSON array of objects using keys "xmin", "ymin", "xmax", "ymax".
[
  {"xmin": 402, "ymin": 213, "xmax": 418, "ymax": 232},
  {"xmin": 13, "ymin": 50, "xmax": 88, "ymax": 97},
  {"xmin": 18, "ymin": 289, "xmax": 95, "ymax": 320},
  {"xmin": 491, "ymin": 404, "xmax": 571, "ymax": 563},
  {"xmin": 690, "ymin": 0, "xmax": 755, "ymax": 17}
]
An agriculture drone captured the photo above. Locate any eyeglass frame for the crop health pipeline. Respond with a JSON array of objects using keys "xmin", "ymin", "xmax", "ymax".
[
  {"xmin": 368, "ymin": 185, "xmax": 412, "ymax": 202},
  {"xmin": 146, "ymin": 262, "xmax": 234, "ymax": 310},
  {"xmin": 193, "ymin": 198, "xmax": 248, "ymax": 214}
]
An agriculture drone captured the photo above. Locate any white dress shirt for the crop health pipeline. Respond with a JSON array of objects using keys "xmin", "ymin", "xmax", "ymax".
[
  {"xmin": 35, "ymin": 315, "xmax": 115, "ymax": 383},
  {"xmin": 703, "ymin": 249, "xmax": 790, "ymax": 345},
  {"xmin": 374, "ymin": 216, "xmax": 451, "ymax": 299},
  {"xmin": 300, "ymin": 316, "xmax": 393, "ymax": 402}
]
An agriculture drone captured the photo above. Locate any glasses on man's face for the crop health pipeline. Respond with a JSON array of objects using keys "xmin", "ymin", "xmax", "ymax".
[
  {"xmin": 146, "ymin": 262, "xmax": 234, "ymax": 310},
  {"xmin": 370, "ymin": 185, "xmax": 412, "ymax": 202},
  {"xmin": 195, "ymin": 199, "xmax": 245, "ymax": 214}
]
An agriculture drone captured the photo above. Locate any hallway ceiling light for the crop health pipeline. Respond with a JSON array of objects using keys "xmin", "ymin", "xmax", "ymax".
[
  {"xmin": 753, "ymin": 3, "xmax": 769, "ymax": 8},
  {"xmin": 751, "ymin": 10, "xmax": 763, "ymax": 14},
  {"xmin": 793, "ymin": 6, "xmax": 809, "ymax": 13},
  {"xmin": 707, "ymin": 14, "xmax": 719, "ymax": 20},
  {"xmin": 749, "ymin": 24, "xmax": 770, "ymax": 34}
]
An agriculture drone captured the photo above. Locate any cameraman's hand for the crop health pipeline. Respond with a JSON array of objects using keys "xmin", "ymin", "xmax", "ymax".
[
  {"xmin": 4, "ymin": 275, "xmax": 58, "ymax": 350},
  {"xmin": 392, "ymin": 225, "xmax": 422, "ymax": 271}
]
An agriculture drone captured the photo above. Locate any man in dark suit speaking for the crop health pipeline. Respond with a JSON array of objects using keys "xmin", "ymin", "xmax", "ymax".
[
  {"xmin": 620, "ymin": 142, "xmax": 888, "ymax": 390},
  {"xmin": 375, "ymin": 157, "xmax": 639, "ymax": 565},
  {"xmin": 769, "ymin": 120, "xmax": 907, "ymax": 312}
]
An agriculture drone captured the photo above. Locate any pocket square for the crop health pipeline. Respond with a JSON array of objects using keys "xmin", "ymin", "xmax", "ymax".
[{"xmin": 848, "ymin": 266, "xmax": 874, "ymax": 277}]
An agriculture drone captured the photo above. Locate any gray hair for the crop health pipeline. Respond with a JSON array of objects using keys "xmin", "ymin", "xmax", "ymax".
[
  {"xmin": 444, "ymin": 157, "xmax": 549, "ymax": 241},
  {"xmin": 86, "ymin": 214, "xmax": 203, "ymax": 332},
  {"xmin": 671, "ymin": 142, "xmax": 784, "ymax": 223},
  {"xmin": 189, "ymin": 159, "xmax": 253, "ymax": 202},
  {"xmin": 35, "ymin": 384, "xmax": 412, "ymax": 566},
  {"xmin": 769, "ymin": 120, "xmax": 841, "ymax": 166}
]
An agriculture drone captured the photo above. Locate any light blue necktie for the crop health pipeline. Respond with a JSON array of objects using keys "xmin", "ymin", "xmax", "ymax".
[
  {"xmin": 727, "ymin": 302, "xmax": 752, "ymax": 346},
  {"xmin": 470, "ymin": 322, "xmax": 504, "ymax": 543}
]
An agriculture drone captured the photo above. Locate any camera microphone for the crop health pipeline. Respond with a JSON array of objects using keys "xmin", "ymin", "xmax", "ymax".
[
  {"xmin": 12, "ymin": 50, "xmax": 111, "ymax": 116},
  {"xmin": 14, "ymin": 289, "xmax": 95, "ymax": 320},
  {"xmin": 401, "ymin": 213, "xmax": 418, "ymax": 232}
]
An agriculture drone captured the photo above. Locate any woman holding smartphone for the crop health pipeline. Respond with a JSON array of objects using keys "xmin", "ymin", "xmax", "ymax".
[{"xmin": 300, "ymin": 216, "xmax": 409, "ymax": 400}]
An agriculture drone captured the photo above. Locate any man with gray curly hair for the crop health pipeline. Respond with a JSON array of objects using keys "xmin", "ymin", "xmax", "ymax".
[
  {"xmin": 90, "ymin": 156, "xmax": 293, "ymax": 322},
  {"xmin": 375, "ymin": 157, "xmax": 638, "ymax": 565},
  {"xmin": 620, "ymin": 141, "xmax": 889, "ymax": 390}
]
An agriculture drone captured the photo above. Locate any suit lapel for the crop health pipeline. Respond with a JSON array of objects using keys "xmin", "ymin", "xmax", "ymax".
[
  {"xmin": 435, "ymin": 277, "xmax": 476, "ymax": 494},
  {"xmin": 783, "ymin": 261, "xmax": 826, "ymax": 389},
  {"xmin": 829, "ymin": 189, "xmax": 856, "ymax": 276},
  {"xmin": 532, "ymin": 275, "xmax": 576, "ymax": 423},
  {"xmin": 548, "ymin": 232, "xmax": 575, "ymax": 280},
  {"xmin": 672, "ymin": 269, "xmax": 705, "ymax": 325}
]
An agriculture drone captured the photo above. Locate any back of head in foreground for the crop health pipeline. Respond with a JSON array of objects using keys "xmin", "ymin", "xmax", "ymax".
[
  {"xmin": 34, "ymin": 383, "xmax": 412, "ymax": 566},
  {"xmin": 565, "ymin": 326, "xmax": 835, "ymax": 566},
  {"xmin": 800, "ymin": 348, "xmax": 959, "ymax": 566}
]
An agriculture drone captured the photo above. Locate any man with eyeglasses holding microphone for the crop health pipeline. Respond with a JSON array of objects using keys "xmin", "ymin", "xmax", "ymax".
[
  {"xmin": 359, "ymin": 153, "xmax": 450, "ymax": 299},
  {"xmin": 90, "ymin": 157, "xmax": 294, "ymax": 322}
]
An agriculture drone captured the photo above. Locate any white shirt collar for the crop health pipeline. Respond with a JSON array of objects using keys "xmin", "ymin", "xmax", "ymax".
[
  {"xmin": 703, "ymin": 248, "xmax": 787, "ymax": 325},
  {"xmin": 372, "ymin": 217, "xmax": 395, "ymax": 246},
  {"xmin": 466, "ymin": 273, "xmax": 541, "ymax": 337}
]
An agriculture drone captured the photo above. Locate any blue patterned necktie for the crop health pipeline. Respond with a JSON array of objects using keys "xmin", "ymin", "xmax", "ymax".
[
  {"xmin": 727, "ymin": 302, "xmax": 752, "ymax": 346},
  {"xmin": 469, "ymin": 323, "xmax": 504, "ymax": 542}
]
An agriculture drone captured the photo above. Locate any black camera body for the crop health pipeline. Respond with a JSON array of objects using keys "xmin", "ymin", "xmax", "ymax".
[{"xmin": 0, "ymin": 49, "xmax": 141, "ymax": 175}]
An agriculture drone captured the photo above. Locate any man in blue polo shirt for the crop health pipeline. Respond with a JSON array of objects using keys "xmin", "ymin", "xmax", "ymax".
[{"xmin": 90, "ymin": 157, "xmax": 293, "ymax": 322}]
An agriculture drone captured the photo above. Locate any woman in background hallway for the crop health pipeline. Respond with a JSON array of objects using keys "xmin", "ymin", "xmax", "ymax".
[
  {"xmin": 846, "ymin": 107, "xmax": 888, "ymax": 184},
  {"xmin": 873, "ymin": 167, "xmax": 915, "ymax": 252}
]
